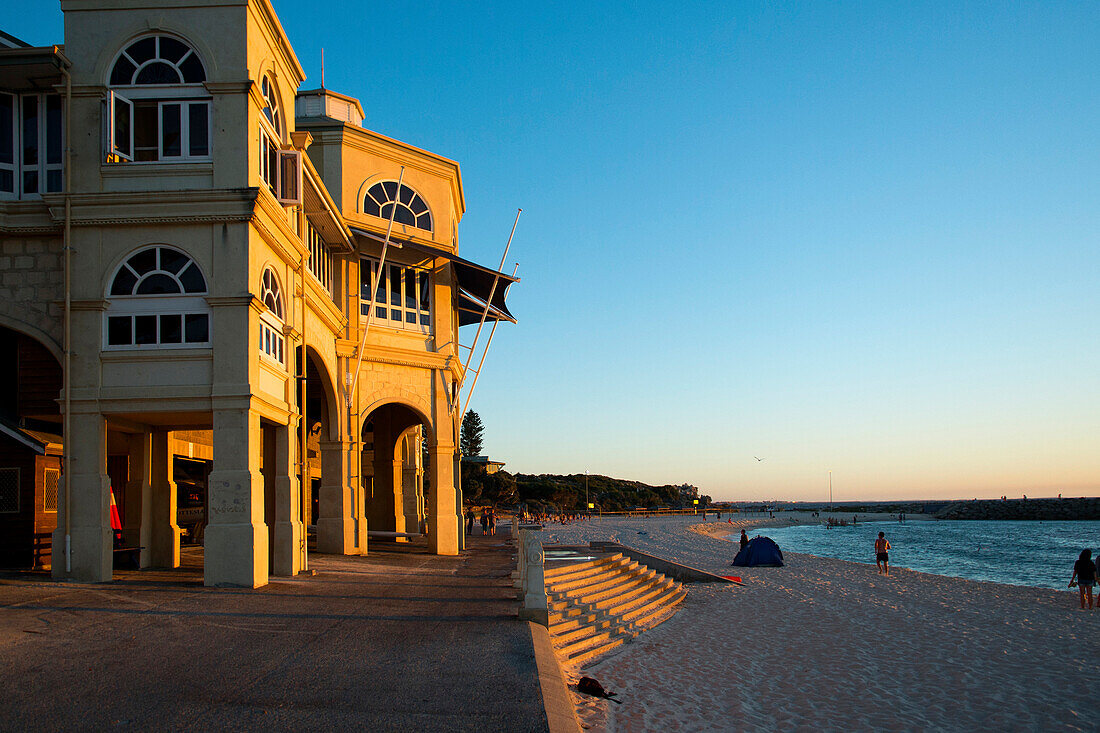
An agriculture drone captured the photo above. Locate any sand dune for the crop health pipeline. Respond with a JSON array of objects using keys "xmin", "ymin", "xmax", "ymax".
[{"xmin": 536, "ymin": 515, "xmax": 1097, "ymax": 732}]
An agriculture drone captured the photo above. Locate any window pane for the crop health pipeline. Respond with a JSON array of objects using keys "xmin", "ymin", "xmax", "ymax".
[
  {"xmin": 188, "ymin": 103, "xmax": 209, "ymax": 156},
  {"xmin": 46, "ymin": 95, "xmax": 62, "ymax": 165},
  {"xmin": 135, "ymin": 315, "xmax": 157, "ymax": 344},
  {"xmin": 110, "ymin": 57, "xmax": 137, "ymax": 86},
  {"xmin": 388, "ymin": 265, "xmax": 400, "ymax": 307},
  {"xmin": 375, "ymin": 263, "xmax": 386, "ymax": 304},
  {"xmin": 136, "ymin": 62, "xmax": 181, "ymax": 85},
  {"xmin": 159, "ymin": 314, "xmax": 182, "ymax": 343},
  {"xmin": 419, "ymin": 273, "xmax": 430, "ymax": 311},
  {"xmin": 0, "ymin": 93, "xmax": 12, "ymax": 165},
  {"xmin": 128, "ymin": 248, "xmax": 157, "ymax": 275},
  {"xmin": 185, "ymin": 314, "xmax": 209, "ymax": 343},
  {"xmin": 0, "ymin": 170, "xmax": 11, "ymax": 194},
  {"xmin": 46, "ymin": 169, "xmax": 62, "ymax": 192},
  {"xmin": 113, "ymin": 95, "xmax": 132, "ymax": 158},
  {"xmin": 382, "ymin": 181, "xmax": 398, "ymax": 200},
  {"xmin": 134, "ymin": 102, "xmax": 158, "ymax": 161},
  {"xmin": 136, "ymin": 273, "xmax": 181, "ymax": 294},
  {"xmin": 404, "ymin": 269, "xmax": 416, "ymax": 309},
  {"xmin": 107, "ymin": 316, "xmax": 132, "ymax": 345},
  {"xmin": 406, "ymin": 311, "xmax": 416, "ymax": 323},
  {"xmin": 22, "ymin": 171, "xmax": 38, "ymax": 194},
  {"xmin": 161, "ymin": 104, "xmax": 181, "ymax": 157},
  {"xmin": 21, "ymin": 95, "xmax": 37, "ymax": 166},
  {"xmin": 416, "ymin": 212, "xmax": 432, "ymax": 231},
  {"xmin": 159, "ymin": 247, "xmax": 188, "ymax": 275},
  {"xmin": 177, "ymin": 262, "xmax": 206, "ymax": 293},
  {"xmin": 127, "ymin": 37, "xmax": 156, "ymax": 64},
  {"xmin": 419, "ymin": 314, "xmax": 430, "ymax": 326},
  {"xmin": 390, "ymin": 309, "xmax": 400, "ymax": 321},
  {"xmin": 394, "ymin": 206, "xmax": 415, "ymax": 227},
  {"xmin": 158, "ymin": 36, "xmax": 188, "ymax": 64},
  {"xmin": 179, "ymin": 53, "xmax": 206, "ymax": 83},
  {"xmin": 399, "ymin": 185, "xmax": 413, "ymax": 205},
  {"xmin": 375, "ymin": 306, "xmax": 386, "ymax": 319},
  {"xmin": 111, "ymin": 268, "xmax": 138, "ymax": 295},
  {"xmin": 363, "ymin": 198, "xmax": 380, "ymax": 217}
]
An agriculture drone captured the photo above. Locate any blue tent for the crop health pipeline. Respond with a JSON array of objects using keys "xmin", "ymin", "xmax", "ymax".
[{"xmin": 732, "ymin": 536, "xmax": 784, "ymax": 567}]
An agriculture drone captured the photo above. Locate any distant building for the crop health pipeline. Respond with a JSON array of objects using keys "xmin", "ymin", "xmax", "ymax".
[
  {"xmin": 463, "ymin": 455, "xmax": 506, "ymax": 475},
  {"xmin": 0, "ymin": 0, "xmax": 516, "ymax": 587}
]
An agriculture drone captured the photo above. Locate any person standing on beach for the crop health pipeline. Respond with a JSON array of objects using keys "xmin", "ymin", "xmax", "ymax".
[
  {"xmin": 875, "ymin": 532, "xmax": 891, "ymax": 575},
  {"xmin": 740, "ymin": 529, "xmax": 749, "ymax": 550},
  {"xmin": 1070, "ymin": 549, "xmax": 1096, "ymax": 609}
]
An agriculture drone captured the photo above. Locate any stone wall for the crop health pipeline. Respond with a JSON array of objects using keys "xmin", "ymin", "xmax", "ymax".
[
  {"xmin": 0, "ymin": 236, "xmax": 65, "ymax": 350},
  {"xmin": 937, "ymin": 497, "xmax": 1100, "ymax": 521}
]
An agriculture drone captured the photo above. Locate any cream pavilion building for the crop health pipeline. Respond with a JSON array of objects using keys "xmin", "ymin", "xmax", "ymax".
[{"xmin": 0, "ymin": 0, "xmax": 516, "ymax": 587}]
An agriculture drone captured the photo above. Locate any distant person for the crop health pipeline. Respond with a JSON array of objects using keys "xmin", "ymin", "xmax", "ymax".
[
  {"xmin": 875, "ymin": 532, "xmax": 891, "ymax": 575},
  {"xmin": 1070, "ymin": 549, "xmax": 1096, "ymax": 609},
  {"xmin": 740, "ymin": 529, "xmax": 749, "ymax": 550},
  {"xmin": 465, "ymin": 509, "xmax": 474, "ymax": 536},
  {"xmin": 480, "ymin": 510, "xmax": 488, "ymax": 536},
  {"xmin": 488, "ymin": 508, "xmax": 497, "ymax": 536}
]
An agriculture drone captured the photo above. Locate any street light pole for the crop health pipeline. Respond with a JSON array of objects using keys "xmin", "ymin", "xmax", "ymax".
[{"xmin": 585, "ymin": 470, "xmax": 589, "ymax": 515}]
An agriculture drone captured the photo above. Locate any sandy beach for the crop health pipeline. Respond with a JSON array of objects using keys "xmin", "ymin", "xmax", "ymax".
[{"xmin": 535, "ymin": 514, "xmax": 1098, "ymax": 732}]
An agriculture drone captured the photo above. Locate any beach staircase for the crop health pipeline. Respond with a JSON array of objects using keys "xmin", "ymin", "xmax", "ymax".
[{"xmin": 544, "ymin": 551, "xmax": 686, "ymax": 665}]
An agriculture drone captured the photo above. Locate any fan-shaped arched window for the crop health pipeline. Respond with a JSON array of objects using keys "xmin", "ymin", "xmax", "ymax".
[
  {"xmin": 110, "ymin": 35, "xmax": 207, "ymax": 86},
  {"xmin": 105, "ymin": 246, "xmax": 210, "ymax": 348},
  {"xmin": 258, "ymin": 268, "xmax": 285, "ymax": 364},
  {"xmin": 260, "ymin": 76, "xmax": 282, "ymax": 138},
  {"xmin": 363, "ymin": 181, "xmax": 433, "ymax": 232},
  {"xmin": 107, "ymin": 35, "xmax": 211, "ymax": 163}
]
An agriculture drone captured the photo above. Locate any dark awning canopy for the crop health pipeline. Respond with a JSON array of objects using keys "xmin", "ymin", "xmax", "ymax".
[{"xmin": 351, "ymin": 227, "xmax": 518, "ymax": 325}]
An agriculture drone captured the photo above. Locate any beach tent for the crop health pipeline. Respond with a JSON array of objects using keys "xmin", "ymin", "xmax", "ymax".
[{"xmin": 732, "ymin": 536, "xmax": 784, "ymax": 567}]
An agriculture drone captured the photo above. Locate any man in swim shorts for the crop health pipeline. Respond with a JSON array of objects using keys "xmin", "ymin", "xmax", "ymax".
[{"xmin": 875, "ymin": 531, "xmax": 890, "ymax": 575}]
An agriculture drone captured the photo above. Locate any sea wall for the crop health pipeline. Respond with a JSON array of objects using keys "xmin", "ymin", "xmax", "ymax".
[{"xmin": 936, "ymin": 498, "xmax": 1100, "ymax": 521}]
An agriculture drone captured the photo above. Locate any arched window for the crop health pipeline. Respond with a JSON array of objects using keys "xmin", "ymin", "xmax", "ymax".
[
  {"xmin": 105, "ymin": 246, "xmax": 210, "ymax": 348},
  {"xmin": 259, "ymin": 74, "xmax": 283, "ymax": 194},
  {"xmin": 258, "ymin": 267, "xmax": 285, "ymax": 364},
  {"xmin": 363, "ymin": 181, "xmax": 433, "ymax": 232},
  {"xmin": 107, "ymin": 34, "xmax": 211, "ymax": 162}
]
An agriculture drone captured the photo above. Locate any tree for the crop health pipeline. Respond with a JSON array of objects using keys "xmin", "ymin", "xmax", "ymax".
[{"xmin": 461, "ymin": 410, "xmax": 485, "ymax": 457}]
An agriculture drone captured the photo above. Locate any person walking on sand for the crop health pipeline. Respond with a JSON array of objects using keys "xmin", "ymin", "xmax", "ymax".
[
  {"xmin": 740, "ymin": 529, "xmax": 749, "ymax": 550},
  {"xmin": 1070, "ymin": 549, "xmax": 1096, "ymax": 609},
  {"xmin": 875, "ymin": 532, "xmax": 891, "ymax": 575}
]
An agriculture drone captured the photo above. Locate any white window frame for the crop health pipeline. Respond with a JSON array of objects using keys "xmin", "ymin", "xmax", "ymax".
[
  {"xmin": 104, "ymin": 246, "xmax": 212, "ymax": 350},
  {"xmin": 107, "ymin": 86, "xmax": 211, "ymax": 164},
  {"xmin": 306, "ymin": 221, "xmax": 333, "ymax": 296},
  {"xmin": 360, "ymin": 257, "xmax": 432, "ymax": 334},
  {"xmin": 0, "ymin": 92, "xmax": 63, "ymax": 200}
]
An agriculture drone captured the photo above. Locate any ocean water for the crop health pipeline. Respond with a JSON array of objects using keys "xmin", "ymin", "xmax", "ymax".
[{"xmin": 758, "ymin": 519, "xmax": 1100, "ymax": 590}]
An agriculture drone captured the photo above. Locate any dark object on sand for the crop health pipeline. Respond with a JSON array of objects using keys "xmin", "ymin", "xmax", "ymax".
[
  {"xmin": 731, "ymin": 536, "xmax": 785, "ymax": 567},
  {"xmin": 578, "ymin": 676, "xmax": 621, "ymax": 704}
]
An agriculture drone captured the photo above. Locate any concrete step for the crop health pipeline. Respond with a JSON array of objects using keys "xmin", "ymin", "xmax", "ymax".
[
  {"xmin": 542, "ymin": 553, "xmax": 622, "ymax": 581},
  {"xmin": 565, "ymin": 571, "xmax": 666, "ymax": 609},
  {"xmin": 604, "ymin": 580, "xmax": 679, "ymax": 618},
  {"xmin": 547, "ymin": 560, "xmax": 646, "ymax": 595},
  {"xmin": 566, "ymin": 633, "xmax": 630, "ymax": 666},
  {"xmin": 551, "ymin": 617, "xmax": 614, "ymax": 645},
  {"xmin": 626, "ymin": 588, "xmax": 687, "ymax": 630},
  {"xmin": 621, "ymin": 585, "xmax": 686, "ymax": 625}
]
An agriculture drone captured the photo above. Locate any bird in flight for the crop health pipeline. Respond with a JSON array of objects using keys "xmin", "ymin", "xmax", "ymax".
[{"xmin": 754, "ymin": 456, "xmax": 765, "ymax": 462}]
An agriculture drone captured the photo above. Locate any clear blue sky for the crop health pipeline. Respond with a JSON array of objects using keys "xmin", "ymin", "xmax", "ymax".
[{"xmin": 7, "ymin": 2, "xmax": 1099, "ymax": 501}]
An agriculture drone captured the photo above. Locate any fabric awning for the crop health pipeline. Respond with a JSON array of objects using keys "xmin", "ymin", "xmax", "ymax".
[{"xmin": 350, "ymin": 227, "xmax": 518, "ymax": 324}]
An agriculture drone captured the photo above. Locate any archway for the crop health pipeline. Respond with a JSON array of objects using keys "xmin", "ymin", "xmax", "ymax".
[{"xmin": 361, "ymin": 402, "xmax": 430, "ymax": 543}]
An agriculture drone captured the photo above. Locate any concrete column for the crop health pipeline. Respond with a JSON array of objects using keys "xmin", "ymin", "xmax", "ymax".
[
  {"xmin": 428, "ymin": 444, "xmax": 459, "ymax": 555},
  {"xmin": 123, "ymin": 432, "xmax": 153, "ymax": 568},
  {"xmin": 52, "ymin": 412, "xmax": 111, "ymax": 581},
  {"xmin": 317, "ymin": 440, "xmax": 356, "ymax": 554},
  {"xmin": 149, "ymin": 430, "xmax": 180, "ymax": 568},
  {"xmin": 271, "ymin": 424, "xmax": 303, "ymax": 576},
  {"xmin": 204, "ymin": 408, "xmax": 268, "ymax": 587}
]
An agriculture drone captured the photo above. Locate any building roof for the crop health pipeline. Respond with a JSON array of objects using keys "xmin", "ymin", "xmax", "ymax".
[{"xmin": 0, "ymin": 416, "xmax": 62, "ymax": 455}]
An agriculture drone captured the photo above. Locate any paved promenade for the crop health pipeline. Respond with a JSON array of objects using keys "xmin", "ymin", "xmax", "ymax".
[{"xmin": 0, "ymin": 533, "xmax": 556, "ymax": 731}]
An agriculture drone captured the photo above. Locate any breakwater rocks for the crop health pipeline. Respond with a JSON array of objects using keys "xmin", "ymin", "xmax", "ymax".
[{"xmin": 936, "ymin": 498, "xmax": 1100, "ymax": 521}]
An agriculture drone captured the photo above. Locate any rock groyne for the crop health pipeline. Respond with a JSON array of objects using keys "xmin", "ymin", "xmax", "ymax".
[{"xmin": 936, "ymin": 497, "xmax": 1100, "ymax": 521}]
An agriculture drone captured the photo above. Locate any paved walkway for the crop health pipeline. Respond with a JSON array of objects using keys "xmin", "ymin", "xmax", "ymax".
[{"xmin": 0, "ymin": 533, "xmax": 554, "ymax": 731}]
